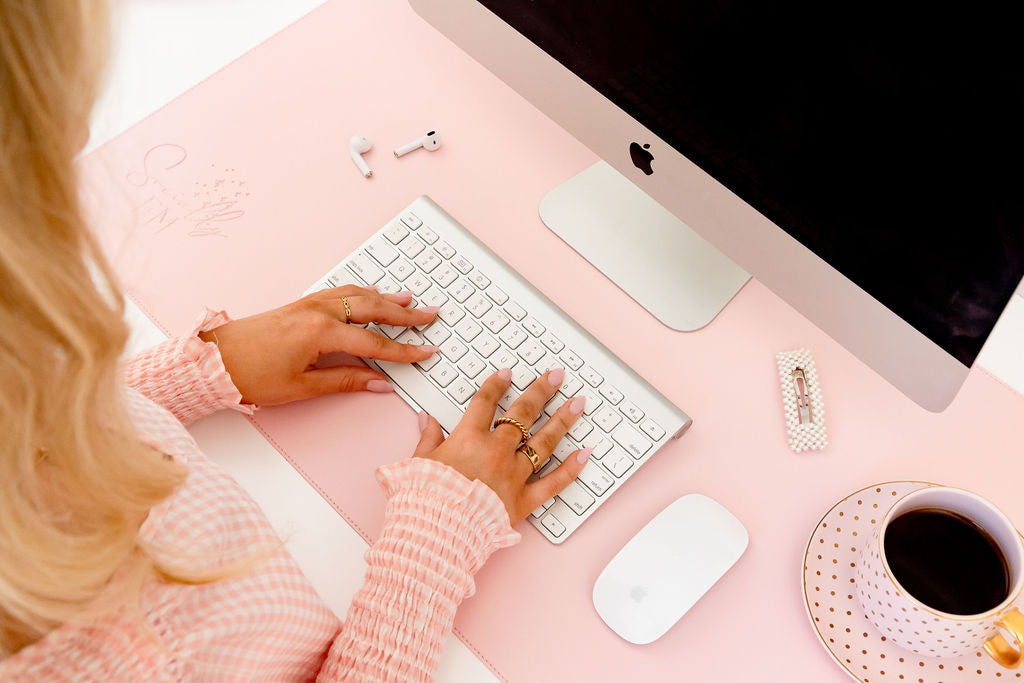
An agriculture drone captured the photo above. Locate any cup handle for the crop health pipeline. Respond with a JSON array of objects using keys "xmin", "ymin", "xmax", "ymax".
[{"xmin": 985, "ymin": 608, "xmax": 1024, "ymax": 668}]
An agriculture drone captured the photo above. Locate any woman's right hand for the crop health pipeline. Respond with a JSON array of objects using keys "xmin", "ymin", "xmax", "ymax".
[{"xmin": 412, "ymin": 367, "xmax": 592, "ymax": 526}]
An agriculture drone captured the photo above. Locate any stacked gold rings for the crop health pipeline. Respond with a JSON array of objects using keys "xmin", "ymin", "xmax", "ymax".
[
  {"xmin": 341, "ymin": 296, "xmax": 352, "ymax": 324},
  {"xmin": 492, "ymin": 417, "xmax": 543, "ymax": 474}
]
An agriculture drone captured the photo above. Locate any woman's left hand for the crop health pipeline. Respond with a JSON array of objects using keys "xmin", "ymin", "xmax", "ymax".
[{"xmin": 199, "ymin": 285, "xmax": 440, "ymax": 405}]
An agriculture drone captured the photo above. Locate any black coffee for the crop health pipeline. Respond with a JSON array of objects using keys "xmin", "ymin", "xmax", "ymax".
[{"xmin": 884, "ymin": 508, "xmax": 1010, "ymax": 615}]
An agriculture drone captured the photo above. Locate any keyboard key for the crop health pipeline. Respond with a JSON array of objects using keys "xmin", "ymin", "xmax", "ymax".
[
  {"xmin": 604, "ymin": 448, "xmax": 634, "ymax": 477},
  {"xmin": 458, "ymin": 354, "xmax": 487, "ymax": 379},
  {"xmin": 472, "ymin": 334, "xmax": 501, "ymax": 358},
  {"xmin": 593, "ymin": 405, "xmax": 623, "ymax": 432},
  {"xmin": 454, "ymin": 318, "xmax": 481, "ymax": 341},
  {"xmin": 423, "ymin": 323, "xmax": 451, "ymax": 345},
  {"xmin": 440, "ymin": 338, "xmax": 469, "ymax": 362},
  {"xmin": 414, "ymin": 250, "xmax": 442, "ymax": 273},
  {"xmin": 591, "ymin": 437, "xmax": 614, "ymax": 459},
  {"xmin": 613, "ymin": 425, "xmax": 652, "ymax": 459},
  {"xmin": 540, "ymin": 331, "xmax": 564, "ymax": 354},
  {"xmin": 481, "ymin": 308, "xmax": 510, "ymax": 334},
  {"xmin": 640, "ymin": 419, "xmax": 666, "ymax": 441},
  {"xmin": 435, "ymin": 241, "xmax": 456, "ymax": 259},
  {"xmin": 447, "ymin": 378, "xmax": 476, "ymax": 404},
  {"xmin": 510, "ymin": 363, "xmax": 536, "ymax": 390},
  {"xmin": 468, "ymin": 270, "xmax": 491, "ymax": 289},
  {"xmin": 451, "ymin": 256, "xmax": 473, "ymax": 274},
  {"xmin": 504, "ymin": 301, "xmax": 527, "ymax": 321},
  {"xmin": 491, "ymin": 348, "xmax": 518, "ymax": 370},
  {"xmin": 465, "ymin": 293, "xmax": 492, "ymax": 318},
  {"xmin": 394, "ymin": 329, "xmax": 423, "ymax": 347},
  {"xmin": 431, "ymin": 264, "xmax": 458, "ymax": 288},
  {"xmin": 557, "ymin": 481, "xmax": 595, "ymax": 515},
  {"xmin": 568, "ymin": 418, "xmax": 594, "ymax": 442},
  {"xmin": 429, "ymin": 362, "xmax": 458, "ymax": 387},
  {"xmin": 348, "ymin": 253, "xmax": 384, "ymax": 285},
  {"xmin": 535, "ymin": 355, "xmax": 560, "ymax": 375},
  {"xmin": 530, "ymin": 498, "xmax": 554, "ymax": 519},
  {"xmin": 558, "ymin": 374, "xmax": 584, "ymax": 398},
  {"xmin": 449, "ymin": 279, "xmax": 475, "ymax": 303},
  {"xmin": 599, "ymin": 384, "xmax": 624, "ymax": 405},
  {"xmin": 553, "ymin": 439, "xmax": 577, "ymax": 460},
  {"xmin": 579, "ymin": 461, "xmax": 615, "ymax": 496},
  {"xmin": 522, "ymin": 317, "xmax": 546, "ymax": 337},
  {"xmin": 544, "ymin": 394, "xmax": 568, "ymax": 416},
  {"xmin": 384, "ymin": 221, "xmax": 409, "ymax": 244},
  {"xmin": 579, "ymin": 366, "xmax": 603, "ymax": 387},
  {"xmin": 437, "ymin": 301, "xmax": 465, "ymax": 326},
  {"xmin": 376, "ymin": 277, "xmax": 400, "ymax": 294},
  {"xmin": 397, "ymin": 234, "xmax": 425, "ymax": 258},
  {"xmin": 406, "ymin": 273, "xmax": 431, "ymax": 295},
  {"xmin": 375, "ymin": 323, "xmax": 404, "ymax": 339},
  {"xmin": 366, "ymin": 238, "xmax": 399, "ymax": 267},
  {"xmin": 416, "ymin": 352, "xmax": 440, "ymax": 371},
  {"xmin": 498, "ymin": 325, "xmax": 527, "ymax": 349},
  {"xmin": 560, "ymin": 349, "xmax": 584, "ymax": 371},
  {"xmin": 620, "ymin": 401, "xmax": 644, "ymax": 423},
  {"xmin": 388, "ymin": 259, "xmax": 415, "ymax": 282},
  {"xmin": 540, "ymin": 512, "xmax": 566, "ymax": 537},
  {"xmin": 418, "ymin": 226, "xmax": 438, "ymax": 243},
  {"xmin": 420, "ymin": 287, "xmax": 448, "ymax": 309},
  {"xmin": 400, "ymin": 212, "xmax": 422, "ymax": 229},
  {"xmin": 498, "ymin": 385, "xmax": 520, "ymax": 410},
  {"xmin": 576, "ymin": 387, "xmax": 602, "ymax": 415},
  {"xmin": 517, "ymin": 339, "xmax": 546, "ymax": 365},
  {"xmin": 486, "ymin": 285, "xmax": 509, "ymax": 305}
]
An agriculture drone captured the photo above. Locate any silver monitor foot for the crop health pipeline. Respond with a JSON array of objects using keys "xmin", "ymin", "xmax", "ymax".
[{"xmin": 540, "ymin": 161, "xmax": 750, "ymax": 331}]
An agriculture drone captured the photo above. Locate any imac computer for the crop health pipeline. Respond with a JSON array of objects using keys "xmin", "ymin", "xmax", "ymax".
[{"xmin": 410, "ymin": 1, "xmax": 1024, "ymax": 412}]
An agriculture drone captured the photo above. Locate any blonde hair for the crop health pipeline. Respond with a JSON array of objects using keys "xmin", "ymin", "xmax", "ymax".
[{"xmin": 0, "ymin": 0, "xmax": 193, "ymax": 655}]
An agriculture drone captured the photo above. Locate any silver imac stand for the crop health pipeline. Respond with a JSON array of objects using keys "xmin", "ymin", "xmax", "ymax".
[{"xmin": 540, "ymin": 161, "xmax": 750, "ymax": 331}]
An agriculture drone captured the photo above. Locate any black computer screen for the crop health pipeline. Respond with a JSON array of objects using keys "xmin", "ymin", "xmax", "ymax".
[{"xmin": 478, "ymin": 0, "xmax": 1024, "ymax": 366}]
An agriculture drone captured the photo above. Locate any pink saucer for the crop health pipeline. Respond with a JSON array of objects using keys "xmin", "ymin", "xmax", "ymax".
[{"xmin": 802, "ymin": 481, "xmax": 1023, "ymax": 682}]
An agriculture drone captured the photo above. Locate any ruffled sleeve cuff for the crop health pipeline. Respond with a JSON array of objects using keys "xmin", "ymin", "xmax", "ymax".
[
  {"xmin": 375, "ymin": 457, "xmax": 521, "ymax": 589},
  {"xmin": 122, "ymin": 308, "xmax": 255, "ymax": 426}
]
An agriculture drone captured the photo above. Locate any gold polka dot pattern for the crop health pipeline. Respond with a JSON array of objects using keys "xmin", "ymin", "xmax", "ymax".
[{"xmin": 803, "ymin": 482, "xmax": 1020, "ymax": 682}]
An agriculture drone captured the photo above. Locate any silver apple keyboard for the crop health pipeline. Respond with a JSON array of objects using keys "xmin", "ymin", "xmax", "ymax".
[{"xmin": 305, "ymin": 196, "xmax": 692, "ymax": 543}]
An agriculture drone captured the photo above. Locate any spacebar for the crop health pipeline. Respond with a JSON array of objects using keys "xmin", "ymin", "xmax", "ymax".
[{"xmin": 375, "ymin": 359, "xmax": 464, "ymax": 433}]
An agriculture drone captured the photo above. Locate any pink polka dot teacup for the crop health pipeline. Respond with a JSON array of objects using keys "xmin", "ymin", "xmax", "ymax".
[{"xmin": 856, "ymin": 486, "xmax": 1024, "ymax": 668}]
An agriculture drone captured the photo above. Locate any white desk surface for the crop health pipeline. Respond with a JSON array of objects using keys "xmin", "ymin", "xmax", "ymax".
[{"xmin": 94, "ymin": 3, "xmax": 1024, "ymax": 682}]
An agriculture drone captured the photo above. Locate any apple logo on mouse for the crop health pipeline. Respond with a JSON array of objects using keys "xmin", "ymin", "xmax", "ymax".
[
  {"xmin": 629, "ymin": 585, "xmax": 648, "ymax": 603},
  {"xmin": 629, "ymin": 142, "xmax": 654, "ymax": 175}
]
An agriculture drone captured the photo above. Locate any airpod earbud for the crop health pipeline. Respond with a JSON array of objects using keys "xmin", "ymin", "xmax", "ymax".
[
  {"xmin": 393, "ymin": 130, "xmax": 443, "ymax": 157},
  {"xmin": 349, "ymin": 135, "xmax": 373, "ymax": 178}
]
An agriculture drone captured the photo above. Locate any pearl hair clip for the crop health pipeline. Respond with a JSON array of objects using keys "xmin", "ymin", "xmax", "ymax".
[{"xmin": 776, "ymin": 348, "xmax": 828, "ymax": 452}]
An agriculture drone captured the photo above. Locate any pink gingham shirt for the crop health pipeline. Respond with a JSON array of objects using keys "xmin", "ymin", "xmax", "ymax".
[{"xmin": 0, "ymin": 310, "xmax": 520, "ymax": 682}]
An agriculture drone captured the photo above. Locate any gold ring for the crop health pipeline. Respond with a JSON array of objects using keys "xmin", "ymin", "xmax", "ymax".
[
  {"xmin": 492, "ymin": 416, "xmax": 529, "ymax": 444},
  {"xmin": 341, "ymin": 296, "xmax": 352, "ymax": 324},
  {"xmin": 518, "ymin": 443, "xmax": 543, "ymax": 474}
]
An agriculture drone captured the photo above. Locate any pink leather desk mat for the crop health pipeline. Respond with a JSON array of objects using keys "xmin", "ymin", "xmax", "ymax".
[{"xmin": 81, "ymin": 1, "xmax": 1024, "ymax": 680}]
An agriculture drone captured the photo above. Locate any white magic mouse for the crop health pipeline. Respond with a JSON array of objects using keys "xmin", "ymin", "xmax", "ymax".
[{"xmin": 593, "ymin": 494, "xmax": 748, "ymax": 645}]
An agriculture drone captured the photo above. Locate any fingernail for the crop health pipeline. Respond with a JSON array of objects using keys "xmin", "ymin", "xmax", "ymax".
[
  {"xmin": 576, "ymin": 448, "xmax": 593, "ymax": 464},
  {"xmin": 417, "ymin": 411, "xmax": 428, "ymax": 432},
  {"xmin": 570, "ymin": 395, "xmax": 586, "ymax": 415},
  {"xmin": 420, "ymin": 345, "xmax": 440, "ymax": 354},
  {"xmin": 367, "ymin": 379, "xmax": 393, "ymax": 393},
  {"xmin": 497, "ymin": 368, "xmax": 512, "ymax": 381},
  {"xmin": 420, "ymin": 306, "xmax": 441, "ymax": 315},
  {"xmin": 547, "ymin": 368, "xmax": 565, "ymax": 387}
]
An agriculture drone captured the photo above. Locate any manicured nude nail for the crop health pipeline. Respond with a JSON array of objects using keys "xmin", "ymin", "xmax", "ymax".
[
  {"xmin": 547, "ymin": 368, "xmax": 565, "ymax": 387},
  {"xmin": 419, "ymin": 306, "xmax": 441, "ymax": 315},
  {"xmin": 498, "ymin": 368, "xmax": 512, "ymax": 382},
  {"xmin": 367, "ymin": 380, "xmax": 393, "ymax": 393},
  {"xmin": 576, "ymin": 447, "xmax": 593, "ymax": 464},
  {"xmin": 420, "ymin": 345, "xmax": 440, "ymax": 354},
  {"xmin": 417, "ymin": 411, "xmax": 428, "ymax": 432},
  {"xmin": 570, "ymin": 395, "xmax": 586, "ymax": 415}
]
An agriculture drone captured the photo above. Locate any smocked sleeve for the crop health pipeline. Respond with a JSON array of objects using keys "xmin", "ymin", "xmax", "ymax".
[
  {"xmin": 317, "ymin": 457, "xmax": 521, "ymax": 682},
  {"xmin": 122, "ymin": 308, "xmax": 255, "ymax": 426}
]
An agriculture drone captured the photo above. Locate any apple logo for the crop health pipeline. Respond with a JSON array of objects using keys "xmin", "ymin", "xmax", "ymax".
[
  {"xmin": 629, "ymin": 142, "xmax": 654, "ymax": 175},
  {"xmin": 630, "ymin": 585, "xmax": 648, "ymax": 603}
]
